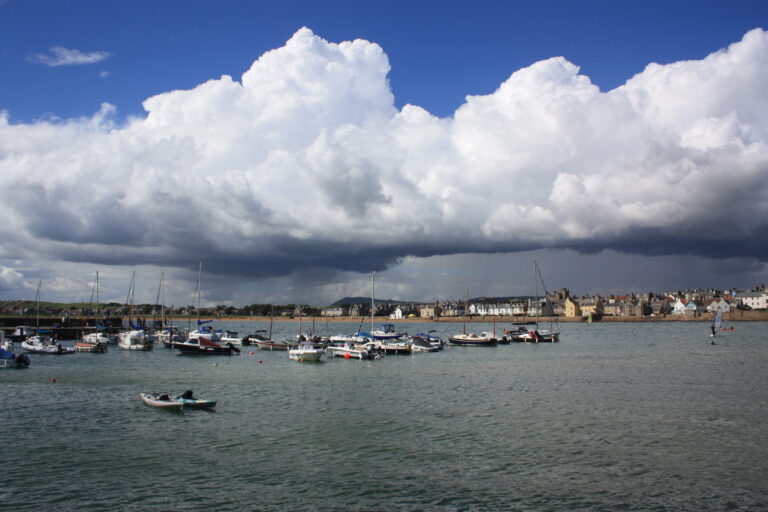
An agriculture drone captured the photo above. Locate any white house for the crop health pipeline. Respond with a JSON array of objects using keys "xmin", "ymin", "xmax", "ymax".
[
  {"xmin": 738, "ymin": 291, "xmax": 768, "ymax": 310},
  {"xmin": 672, "ymin": 298, "xmax": 705, "ymax": 315},
  {"xmin": 389, "ymin": 307, "xmax": 404, "ymax": 320},
  {"xmin": 706, "ymin": 298, "xmax": 734, "ymax": 314}
]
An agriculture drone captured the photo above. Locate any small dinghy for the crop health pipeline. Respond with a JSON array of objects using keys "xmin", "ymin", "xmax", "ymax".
[
  {"xmin": 140, "ymin": 393, "xmax": 183, "ymax": 411},
  {"xmin": 175, "ymin": 390, "xmax": 216, "ymax": 409}
]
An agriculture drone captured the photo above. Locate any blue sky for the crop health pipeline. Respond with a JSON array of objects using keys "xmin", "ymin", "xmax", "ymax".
[
  {"xmin": 1, "ymin": 1, "xmax": 767, "ymax": 306},
  {"xmin": 3, "ymin": 0, "xmax": 766, "ymax": 122}
]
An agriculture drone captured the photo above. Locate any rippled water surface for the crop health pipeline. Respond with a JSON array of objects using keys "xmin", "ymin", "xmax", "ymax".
[{"xmin": 2, "ymin": 321, "xmax": 767, "ymax": 511}]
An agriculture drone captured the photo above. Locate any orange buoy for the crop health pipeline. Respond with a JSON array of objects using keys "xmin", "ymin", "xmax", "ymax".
[
  {"xmin": 51, "ymin": 378, "xmax": 56, "ymax": 383},
  {"xmin": 344, "ymin": 353, "xmax": 351, "ymax": 360},
  {"xmin": 259, "ymin": 360, "xmax": 263, "ymax": 364},
  {"xmin": 249, "ymin": 351, "xmax": 255, "ymax": 355}
]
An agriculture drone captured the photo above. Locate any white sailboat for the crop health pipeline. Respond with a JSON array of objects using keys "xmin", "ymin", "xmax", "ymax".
[
  {"xmin": 177, "ymin": 263, "xmax": 239, "ymax": 355},
  {"xmin": 21, "ymin": 281, "xmax": 74, "ymax": 354},
  {"xmin": 118, "ymin": 272, "xmax": 152, "ymax": 351},
  {"xmin": 518, "ymin": 261, "xmax": 560, "ymax": 343},
  {"xmin": 449, "ymin": 290, "xmax": 498, "ymax": 346},
  {"xmin": 76, "ymin": 272, "xmax": 109, "ymax": 352}
]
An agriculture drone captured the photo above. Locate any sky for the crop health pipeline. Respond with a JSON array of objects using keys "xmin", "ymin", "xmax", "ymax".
[{"xmin": 1, "ymin": 0, "xmax": 768, "ymax": 307}]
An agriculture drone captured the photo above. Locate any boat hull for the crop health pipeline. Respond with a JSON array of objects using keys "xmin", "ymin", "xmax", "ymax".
[
  {"xmin": 288, "ymin": 349, "xmax": 323, "ymax": 362},
  {"xmin": 176, "ymin": 397, "xmax": 217, "ymax": 409},
  {"xmin": 140, "ymin": 393, "xmax": 183, "ymax": 411},
  {"xmin": 75, "ymin": 341, "xmax": 108, "ymax": 353},
  {"xmin": 255, "ymin": 341, "xmax": 293, "ymax": 351},
  {"xmin": 448, "ymin": 336, "xmax": 497, "ymax": 347},
  {"xmin": 21, "ymin": 341, "xmax": 75, "ymax": 354},
  {"xmin": 177, "ymin": 342, "xmax": 239, "ymax": 355}
]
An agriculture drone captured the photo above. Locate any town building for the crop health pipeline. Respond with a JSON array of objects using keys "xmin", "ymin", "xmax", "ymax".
[{"xmin": 737, "ymin": 291, "xmax": 768, "ymax": 310}]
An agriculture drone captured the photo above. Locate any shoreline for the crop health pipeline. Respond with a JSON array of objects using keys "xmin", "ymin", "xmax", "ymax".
[{"xmin": 164, "ymin": 310, "xmax": 768, "ymax": 323}]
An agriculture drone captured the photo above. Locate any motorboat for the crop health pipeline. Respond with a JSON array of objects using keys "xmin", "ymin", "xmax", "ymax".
[
  {"xmin": 188, "ymin": 324, "xmax": 221, "ymax": 343},
  {"xmin": 177, "ymin": 335, "xmax": 240, "ymax": 355},
  {"xmin": 414, "ymin": 330, "xmax": 444, "ymax": 350},
  {"xmin": 515, "ymin": 329, "xmax": 559, "ymax": 343},
  {"xmin": 0, "ymin": 344, "xmax": 30, "ymax": 368},
  {"xmin": 242, "ymin": 330, "xmax": 270, "ymax": 346},
  {"xmin": 158, "ymin": 327, "xmax": 185, "ymax": 348},
  {"xmin": 410, "ymin": 335, "xmax": 440, "ymax": 353},
  {"xmin": 288, "ymin": 341, "xmax": 324, "ymax": 362},
  {"xmin": 326, "ymin": 341, "xmax": 382, "ymax": 360},
  {"xmin": 296, "ymin": 333, "xmax": 329, "ymax": 348},
  {"xmin": 75, "ymin": 332, "xmax": 109, "ymax": 352},
  {"xmin": 369, "ymin": 323, "xmax": 406, "ymax": 341},
  {"xmin": 21, "ymin": 335, "xmax": 75, "ymax": 354},
  {"xmin": 370, "ymin": 338, "xmax": 412, "ymax": 355},
  {"xmin": 502, "ymin": 325, "xmax": 531, "ymax": 343},
  {"xmin": 329, "ymin": 333, "xmax": 371, "ymax": 344},
  {"xmin": 218, "ymin": 330, "xmax": 242, "ymax": 348},
  {"xmin": 118, "ymin": 329, "xmax": 153, "ymax": 351},
  {"xmin": 7, "ymin": 326, "xmax": 34, "ymax": 343}
]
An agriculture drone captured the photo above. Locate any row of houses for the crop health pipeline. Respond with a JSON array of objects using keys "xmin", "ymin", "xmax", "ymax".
[{"xmin": 319, "ymin": 287, "xmax": 768, "ymax": 319}]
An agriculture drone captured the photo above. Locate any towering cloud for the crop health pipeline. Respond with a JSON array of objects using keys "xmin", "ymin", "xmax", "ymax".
[{"xmin": 1, "ymin": 27, "xmax": 767, "ymax": 286}]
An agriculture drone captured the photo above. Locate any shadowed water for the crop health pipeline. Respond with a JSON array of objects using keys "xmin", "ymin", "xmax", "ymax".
[{"xmin": 2, "ymin": 321, "xmax": 766, "ymax": 511}]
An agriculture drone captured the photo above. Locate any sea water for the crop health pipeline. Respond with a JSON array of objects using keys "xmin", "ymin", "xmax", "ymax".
[{"xmin": 1, "ymin": 321, "xmax": 766, "ymax": 511}]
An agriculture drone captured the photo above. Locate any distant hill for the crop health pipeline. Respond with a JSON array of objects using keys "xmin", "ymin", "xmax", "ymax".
[{"xmin": 328, "ymin": 296, "xmax": 537, "ymax": 307}]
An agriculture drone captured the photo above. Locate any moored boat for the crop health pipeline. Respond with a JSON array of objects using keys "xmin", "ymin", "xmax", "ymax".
[
  {"xmin": 22, "ymin": 335, "xmax": 75, "ymax": 354},
  {"xmin": 1, "ymin": 342, "xmax": 30, "ymax": 368},
  {"xmin": 288, "ymin": 341, "xmax": 323, "ymax": 362},
  {"xmin": 410, "ymin": 335, "xmax": 440, "ymax": 353},
  {"xmin": 448, "ymin": 332, "xmax": 498, "ymax": 346},
  {"xmin": 119, "ymin": 273, "xmax": 153, "ymax": 351},
  {"xmin": 7, "ymin": 326, "xmax": 33, "ymax": 343},
  {"xmin": 118, "ymin": 329, "xmax": 153, "ymax": 350},
  {"xmin": 326, "ymin": 341, "xmax": 382, "ymax": 360},
  {"xmin": 76, "ymin": 331, "xmax": 110, "ymax": 352},
  {"xmin": 369, "ymin": 323, "xmax": 406, "ymax": 341},
  {"xmin": 242, "ymin": 330, "xmax": 270, "ymax": 346},
  {"xmin": 177, "ymin": 336, "xmax": 240, "ymax": 355},
  {"xmin": 370, "ymin": 338, "xmax": 412, "ymax": 355},
  {"xmin": 218, "ymin": 330, "xmax": 242, "ymax": 348},
  {"xmin": 414, "ymin": 330, "xmax": 444, "ymax": 350},
  {"xmin": 158, "ymin": 326, "xmax": 185, "ymax": 348},
  {"xmin": 255, "ymin": 339, "xmax": 294, "ymax": 350}
]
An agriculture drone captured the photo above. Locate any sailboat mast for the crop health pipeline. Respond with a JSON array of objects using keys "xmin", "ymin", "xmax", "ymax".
[
  {"xmin": 463, "ymin": 289, "xmax": 468, "ymax": 335},
  {"xmin": 195, "ymin": 262, "xmax": 202, "ymax": 323},
  {"xmin": 35, "ymin": 280, "xmax": 41, "ymax": 331},
  {"xmin": 533, "ymin": 261, "xmax": 539, "ymax": 329},
  {"xmin": 269, "ymin": 304, "xmax": 274, "ymax": 341},
  {"xmin": 371, "ymin": 271, "xmax": 375, "ymax": 333},
  {"xmin": 160, "ymin": 272, "xmax": 165, "ymax": 329},
  {"xmin": 95, "ymin": 271, "xmax": 100, "ymax": 323}
]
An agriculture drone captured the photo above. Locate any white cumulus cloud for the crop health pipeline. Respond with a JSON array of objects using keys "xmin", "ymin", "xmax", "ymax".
[{"xmin": 1, "ymin": 27, "xmax": 767, "ymax": 292}]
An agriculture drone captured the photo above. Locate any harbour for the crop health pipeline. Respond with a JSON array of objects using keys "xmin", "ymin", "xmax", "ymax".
[{"xmin": 2, "ymin": 320, "xmax": 766, "ymax": 511}]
